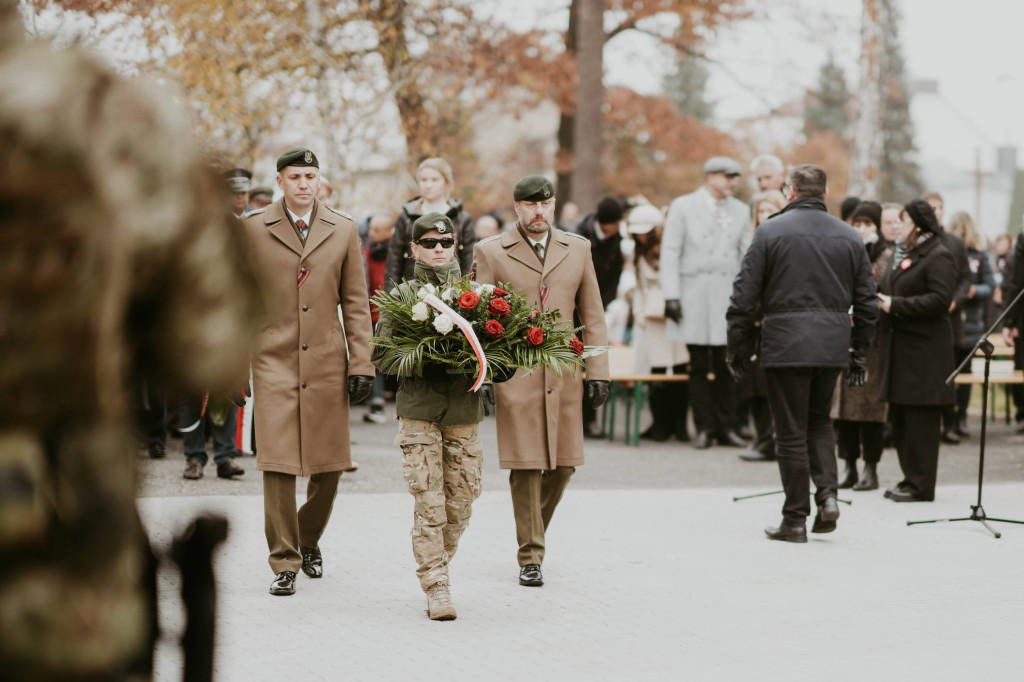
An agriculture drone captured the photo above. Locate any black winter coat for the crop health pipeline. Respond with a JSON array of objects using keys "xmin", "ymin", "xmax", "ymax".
[
  {"xmin": 876, "ymin": 234, "xmax": 956, "ymax": 406},
  {"xmin": 727, "ymin": 197, "xmax": 878, "ymax": 369},
  {"xmin": 574, "ymin": 212, "xmax": 624, "ymax": 309},
  {"xmin": 961, "ymin": 247, "xmax": 996, "ymax": 347},
  {"xmin": 385, "ymin": 196, "xmax": 475, "ymax": 287},
  {"xmin": 939, "ymin": 229, "xmax": 971, "ymax": 346}
]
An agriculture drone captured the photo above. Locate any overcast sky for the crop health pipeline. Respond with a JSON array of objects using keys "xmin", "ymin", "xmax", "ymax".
[{"xmin": 598, "ymin": 0, "xmax": 1024, "ymax": 154}]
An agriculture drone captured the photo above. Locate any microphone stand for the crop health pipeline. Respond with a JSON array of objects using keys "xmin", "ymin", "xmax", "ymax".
[{"xmin": 907, "ymin": 285, "xmax": 1024, "ymax": 538}]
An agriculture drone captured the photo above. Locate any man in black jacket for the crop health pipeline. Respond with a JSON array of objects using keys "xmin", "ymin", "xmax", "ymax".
[
  {"xmin": 726, "ymin": 164, "xmax": 878, "ymax": 543},
  {"xmin": 574, "ymin": 196, "xmax": 626, "ymax": 309}
]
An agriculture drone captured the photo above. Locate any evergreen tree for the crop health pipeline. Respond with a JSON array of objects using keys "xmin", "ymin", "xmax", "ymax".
[
  {"xmin": 664, "ymin": 54, "xmax": 714, "ymax": 124},
  {"xmin": 879, "ymin": 0, "xmax": 923, "ymax": 201},
  {"xmin": 804, "ymin": 53, "xmax": 850, "ymax": 139}
]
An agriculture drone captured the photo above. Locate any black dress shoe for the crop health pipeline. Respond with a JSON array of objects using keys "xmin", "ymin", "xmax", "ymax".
[
  {"xmin": 718, "ymin": 430, "xmax": 748, "ymax": 447},
  {"xmin": 299, "ymin": 544, "xmax": 323, "ymax": 578},
  {"xmin": 640, "ymin": 424, "xmax": 671, "ymax": 442},
  {"xmin": 940, "ymin": 429, "xmax": 961, "ymax": 444},
  {"xmin": 739, "ymin": 450, "xmax": 775, "ymax": 462},
  {"xmin": 519, "ymin": 564, "xmax": 543, "ymax": 587},
  {"xmin": 269, "ymin": 571, "xmax": 297, "ymax": 595},
  {"xmin": 883, "ymin": 482, "xmax": 912, "ymax": 499},
  {"xmin": 147, "ymin": 442, "xmax": 166, "ymax": 459},
  {"xmin": 216, "ymin": 458, "xmax": 245, "ymax": 479},
  {"xmin": 887, "ymin": 489, "xmax": 932, "ymax": 502},
  {"xmin": 838, "ymin": 463, "xmax": 858, "ymax": 489},
  {"xmin": 812, "ymin": 497, "xmax": 840, "ymax": 533},
  {"xmin": 765, "ymin": 520, "xmax": 807, "ymax": 543},
  {"xmin": 694, "ymin": 431, "xmax": 712, "ymax": 449}
]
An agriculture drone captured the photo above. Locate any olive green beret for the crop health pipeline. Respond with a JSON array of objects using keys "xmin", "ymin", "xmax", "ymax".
[
  {"xmin": 276, "ymin": 147, "xmax": 319, "ymax": 172},
  {"xmin": 513, "ymin": 174, "xmax": 555, "ymax": 202},
  {"xmin": 412, "ymin": 212, "xmax": 455, "ymax": 241}
]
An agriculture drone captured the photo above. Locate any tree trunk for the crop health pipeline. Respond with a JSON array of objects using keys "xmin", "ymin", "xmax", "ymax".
[
  {"xmin": 554, "ymin": 0, "xmax": 579, "ymax": 218},
  {"xmin": 849, "ymin": 0, "xmax": 885, "ymax": 198},
  {"xmin": 569, "ymin": 0, "xmax": 605, "ymax": 214}
]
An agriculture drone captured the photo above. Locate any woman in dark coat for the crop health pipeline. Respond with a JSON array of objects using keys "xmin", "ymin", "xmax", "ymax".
[
  {"xmin": 947, "ymin": 211, "xmax": 996, "ymax": 437},
  {"xmin": 833, "ymin": 201, "xmax": 893, "ymax": 490},
  {"xmin": 384, "ymin": 157, "xmax": 475, "ymax": 287},
  {"xmin": 876, "ymin": 199, "xmax": 956, "ymax": 502}
]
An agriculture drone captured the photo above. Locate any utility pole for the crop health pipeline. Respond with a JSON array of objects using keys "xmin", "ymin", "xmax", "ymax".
[{"xmin": 849, "ymin": 0, "xmax": 886, "ymax": 198}]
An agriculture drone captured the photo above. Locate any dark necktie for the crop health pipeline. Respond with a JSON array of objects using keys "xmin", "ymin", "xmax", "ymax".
[
  {"xmin": 533, "ymin": 241, "xmax": 544, "ymax": 262},
  {"xmin": 295, "ymin": 219, "xmax": 308, "ymax": 241}
]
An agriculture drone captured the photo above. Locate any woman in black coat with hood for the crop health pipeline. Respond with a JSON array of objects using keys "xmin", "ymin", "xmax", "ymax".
[{"xmin": 876, "ymin": 199, "xmax": 956, "ymax": 502}]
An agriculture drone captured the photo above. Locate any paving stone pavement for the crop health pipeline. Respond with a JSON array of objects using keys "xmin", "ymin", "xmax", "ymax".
[{"xmin": 140, "ymin": 480, "xmax": 1024, "ymax": 682}]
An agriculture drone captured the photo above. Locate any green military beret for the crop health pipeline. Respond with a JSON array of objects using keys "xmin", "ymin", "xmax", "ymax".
[
  {"xmin": 513, "ymin": 174, "xmax": 555, "ymax": 202},
  {"xmin": 276, "ymin": 147, "xmax": 319, "ymax": 172},
  {"xmin": 412, "ymin": 212, "xmax": 455, "ymax": 241}
]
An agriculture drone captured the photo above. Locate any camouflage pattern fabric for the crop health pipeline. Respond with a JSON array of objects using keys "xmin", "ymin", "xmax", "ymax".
[
  {"xmin": 396, "ymin": 418, "xmax": 483, "ymax": 591},
  {"xmin": 0, "ymin": 3, "xmax": 257, "ymax": 677}
]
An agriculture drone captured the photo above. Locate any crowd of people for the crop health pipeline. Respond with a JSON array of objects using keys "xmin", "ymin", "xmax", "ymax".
[{"xmin": 132, "ymin": 146, "xmax": 1024, "ymax": 609}]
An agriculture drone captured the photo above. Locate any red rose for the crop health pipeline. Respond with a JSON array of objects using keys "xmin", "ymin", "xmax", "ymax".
[
  {"xmin": 569, "ymin": 337, "xmax": 585, "ymax": 355},
  {"xmin": 458, "ymin": 291, "xmax": 480, "ymax": 310},
  {"xmin": 488, "ymin": 298, "xmax": 511, "ymax": 316},
  {"xmin": 484, "ymin": 319, "xmax": 504, "ymax": 338},
  {"xmin": 493, "ymin": 287, "xmax": 509, "ymax": 298},
  {"xmin": 528, "ymin": 308, "xmax": 539, "ymax": 321},
  {"xmin": 526, "ymin": 326, "xmax": 544, "ymax": 346}
]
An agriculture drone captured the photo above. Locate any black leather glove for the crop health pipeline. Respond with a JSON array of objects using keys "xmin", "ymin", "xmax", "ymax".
[
  {"xmin": 726, "ymin": 353, "xmax": 749, "ymax": 382},
  {"xmin": 491, "ymin": 364, "xmax": 517, "ymax": 384},
  {"xmin": 348, "ymin": 375, "xmax": 374, "ymax": 404},
  {"xmin": 664, "ymin": 299, "xmax": 682, "ymax": 324},
  {"xmin": 480, "ymin": 384, "xmax": 495, "ymax": 416},
  {"xmin": 584, "ymin": 379, "xmax": 610, "ymax": 410},
  {"xmin": 848, "ymin": 353, "xmax": 869, "ymax": 388},
  {"xmin": 229, "ymin": 382, "xmax": 251, "ymax": 408}
]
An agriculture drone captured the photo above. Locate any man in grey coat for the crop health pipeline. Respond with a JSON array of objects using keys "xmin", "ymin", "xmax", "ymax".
[{"xmin": 660, "ymin": 156, "xmax": 751, "ymax": 448}]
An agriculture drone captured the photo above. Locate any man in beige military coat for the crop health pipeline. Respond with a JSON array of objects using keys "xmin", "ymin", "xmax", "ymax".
[
  {"xmin": 242, "ymin": 148, "xmax": 375, "ymax": 596},
  {"xmin": 473, "ymin": 175, "xmax": 610, "ymax": 587}
]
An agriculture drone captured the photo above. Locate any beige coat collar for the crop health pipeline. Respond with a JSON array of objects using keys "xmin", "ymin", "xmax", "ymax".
[{"xmin": 263, "ymin": 199, "xmax": 336, "ymax": 259}]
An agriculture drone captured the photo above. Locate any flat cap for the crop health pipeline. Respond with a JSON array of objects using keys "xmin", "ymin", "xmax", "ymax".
[
  {"xmin": 276, "ymin": 147, "xmax": 319, "ymax": 172},
  {"xmin": 412, "ymin": 212, "xmax": 455, "ymax": 241},
  {"xmin": 703, "ymin": 156, "xmax": 742, "ymax": 176},
  {"xmin": 513, "ymin": 174, "xmax": 555, "ymax": 202},
  {"xmin": 223, "ymin": 167, "xmax": 252, "ymax": 194},
  {"xmin": 248, "ymin": 186, "xmax": 273, "ymax": 200}
]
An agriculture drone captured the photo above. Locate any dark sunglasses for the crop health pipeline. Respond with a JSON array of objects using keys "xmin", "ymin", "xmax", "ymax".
[{"xmin": 415, "ymin": 237, "xmax": 455, "ymax": 249}]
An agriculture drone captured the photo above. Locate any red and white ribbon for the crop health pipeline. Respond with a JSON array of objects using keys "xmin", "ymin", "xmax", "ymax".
[
  {"xmin": 422, "ymin": 293, "xmax": 488, "ymax": 392},
  {"xmin": 178, "ymin": 392, "xmax": 209, "ymax": 433}
]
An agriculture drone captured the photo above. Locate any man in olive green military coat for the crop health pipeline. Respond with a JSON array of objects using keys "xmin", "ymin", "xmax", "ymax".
[
  {"xmin": 241, "ymin": 148, "xmax": 375, "ymax": 596},
  {"xmin": 473, "ymin": 175, "xmax": 610, "ymax": 587}
]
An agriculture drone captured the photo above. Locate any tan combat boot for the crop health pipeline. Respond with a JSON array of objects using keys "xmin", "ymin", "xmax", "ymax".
[{"xmin": 425, "ymin": 582, "xmax": 457, "ymax": 621}]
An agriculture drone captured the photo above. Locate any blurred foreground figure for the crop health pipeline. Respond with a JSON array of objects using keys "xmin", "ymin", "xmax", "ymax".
[{"xmin": 0, "ymin": 3, "xmax": 256, "ymax": 678}]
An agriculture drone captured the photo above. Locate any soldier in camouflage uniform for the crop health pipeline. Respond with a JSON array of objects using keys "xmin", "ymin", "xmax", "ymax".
[
  {"xmin": 0, "ymin": 2, "xmax": 257, "ymax": 677},
  {"xmin": 372, "ymin": 212, "xmax": 494, "ymax": 621}
]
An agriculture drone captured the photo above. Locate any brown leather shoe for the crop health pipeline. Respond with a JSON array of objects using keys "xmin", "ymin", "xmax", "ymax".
[
  {"xmin": 183, "ymin": 459, "xmax": 204, "ymax": 480},
  {"xmin": 216, "ymin": 458, "xmax": 245, "ymax": 479}
]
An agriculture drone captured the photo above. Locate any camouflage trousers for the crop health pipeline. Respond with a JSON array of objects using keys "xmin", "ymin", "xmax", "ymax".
[{"xmin": 396, "ymin": 418, "xmax": 483, "ymax": 591}]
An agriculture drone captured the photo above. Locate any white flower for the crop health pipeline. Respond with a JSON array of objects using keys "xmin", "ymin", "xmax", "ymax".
[
  {"xmin": 470, "ymin": 282, "xmax": 482, "ymax": 293},
  {"xmin": 441, "ymin": 287, "xmax": 455, "ymax": 302},
  {"xmin": 433, "ymin": 313, "xmax": 455, "ymax": 335},
  {"xmin": 416, "ymin": 283, "xmax": 437, "ymax": 300},
  {"xmin": 411, "ymin": 301, "xmax": 430, "ymax": 321},
  {"xmin": 480, "ymin": 283, "xmax": 495, "ymax": 294}
]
